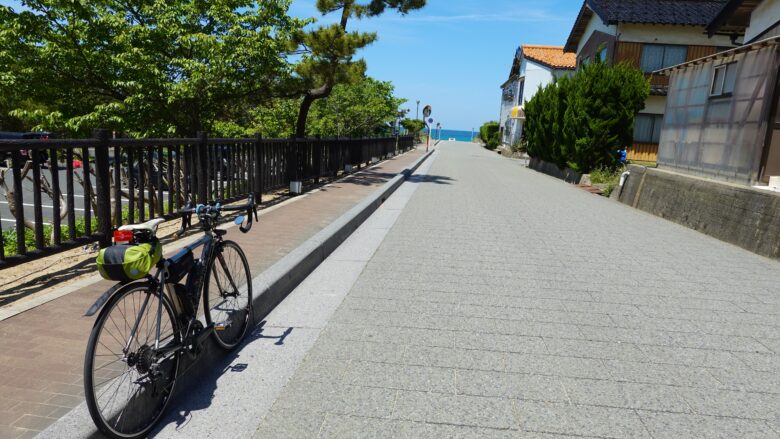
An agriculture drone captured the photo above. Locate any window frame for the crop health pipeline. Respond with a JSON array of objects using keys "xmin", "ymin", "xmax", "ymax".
[
  {"xmin": 640, "ymin": 44, "xmax": 689, "ymax": 73},
  {"xmin": 633, "ymin": 113, "xmax": 664, "ymax": 144},
  {"xmin": 709, "ymin": 61, "xmax": 738, "ymax": 98}
]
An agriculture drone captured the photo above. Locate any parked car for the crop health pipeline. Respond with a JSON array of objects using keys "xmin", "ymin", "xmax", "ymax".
[{"xmin": 0, "ymin": 131, "xmax": 50, "ymax": 166}]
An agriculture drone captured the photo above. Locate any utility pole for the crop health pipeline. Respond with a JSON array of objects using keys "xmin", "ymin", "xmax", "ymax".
[{"xmin": 416, "ymin": 100, "xmax": 420, "ymax": 120}]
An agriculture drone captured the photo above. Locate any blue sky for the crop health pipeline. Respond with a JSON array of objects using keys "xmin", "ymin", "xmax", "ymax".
[
  {"xmin": 288, "ymin": 0, "xmax": 583, "ymax": 131},
  {"xmin": 4, "ymin": 0, "xmax": 583, "ymax": 132}
]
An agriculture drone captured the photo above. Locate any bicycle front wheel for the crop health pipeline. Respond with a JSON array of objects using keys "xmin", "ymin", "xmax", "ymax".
[
  {"xmin": 84, "ymin": 282, "xmax": 180, "ymax": 439},
  {"xmin": 203, "ymin": 240, "xmax": 252, "ymax": 349}
]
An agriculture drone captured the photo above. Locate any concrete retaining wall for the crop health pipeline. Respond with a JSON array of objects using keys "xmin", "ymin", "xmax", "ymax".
[
  {"xmin": 528, "ymin": 157, "xmax": 583, "ymax": 184},
  {"xmin": 616, "ymin": 165, "xmax": 780, "ymax": 259}
]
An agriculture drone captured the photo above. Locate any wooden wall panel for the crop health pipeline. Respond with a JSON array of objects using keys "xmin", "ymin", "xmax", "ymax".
[
  {"xmin": 687, "ymin": 45, "xmax": 720, "ymax": 61},
  {"xmin": 628, "ymin": 142, "xmax": 658, "ymax": 162},
  {"xmin": 615, "ymin": 42, "xmax": 642, "ymax": 68}
]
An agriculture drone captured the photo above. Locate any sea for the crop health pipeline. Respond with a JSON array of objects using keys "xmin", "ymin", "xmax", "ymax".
[{"xmin": 425, "ymin": 129, "xmax": 476, "ymax": 142}]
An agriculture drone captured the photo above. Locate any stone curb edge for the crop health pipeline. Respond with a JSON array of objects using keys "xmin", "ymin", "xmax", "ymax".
[{"xmin": 250, "ymin": 148, "xmax": 434, "ymax": 322}]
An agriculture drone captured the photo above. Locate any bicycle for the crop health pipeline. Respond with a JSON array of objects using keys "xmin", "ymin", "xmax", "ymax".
[{"xmin": 82, "ymin": 194, "xmax": 258, "ymax": 438}]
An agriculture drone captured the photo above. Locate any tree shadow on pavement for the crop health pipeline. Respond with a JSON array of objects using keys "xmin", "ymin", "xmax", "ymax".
[{"xmin": 407, "ymin": 174, "xmax": 454, "ymax": 185}]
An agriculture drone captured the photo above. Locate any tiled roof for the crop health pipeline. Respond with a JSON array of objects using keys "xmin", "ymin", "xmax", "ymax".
[
  {"xmin": 589, "ymin": 0, "xmax": 728, "ymax": 26},
  {"xmin": 565, "ymin": 0, "xmax": 729, "ymax": 52},
  {"xmin": 521, "ymin": 45, "xmax": 577, "ymax": 69}
]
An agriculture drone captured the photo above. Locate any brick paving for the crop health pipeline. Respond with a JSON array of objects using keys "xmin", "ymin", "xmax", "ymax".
[
  {"xmin": 0, "ymin": 147, "xmax": 424, "ymax": 439},
  {"xmin": 255, "ymin": 141, "xmax": 780, "ymax": 438}
]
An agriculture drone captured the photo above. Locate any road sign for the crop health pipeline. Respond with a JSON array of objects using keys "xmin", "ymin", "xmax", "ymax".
[{"xmin": 422, "ymin": 105, "xmax": 432, "ymax": 118}]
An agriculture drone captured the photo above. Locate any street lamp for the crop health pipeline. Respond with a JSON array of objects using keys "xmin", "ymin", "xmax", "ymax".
[{"xmin": 416, "ymin": 100, "xmax": 420, "ymax": 120}]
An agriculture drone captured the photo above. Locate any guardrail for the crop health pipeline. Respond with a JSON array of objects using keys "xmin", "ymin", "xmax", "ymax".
[{"xmin": 0, "ymin": 131, "xmax": 414, "ymax": 268}]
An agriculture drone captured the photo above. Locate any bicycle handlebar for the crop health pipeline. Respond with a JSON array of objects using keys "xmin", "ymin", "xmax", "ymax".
[{"xmin": 175, "ymin": 194, "xmax": 257, "ymax": 236}]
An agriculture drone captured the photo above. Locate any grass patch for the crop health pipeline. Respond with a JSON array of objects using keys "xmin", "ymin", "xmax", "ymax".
[{"xmin": 589, "ymin": 166, "xmax": 625, "ymax": 197}]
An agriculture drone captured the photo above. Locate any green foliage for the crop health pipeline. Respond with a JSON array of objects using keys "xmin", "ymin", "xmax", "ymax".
[
  {"xmin": 589, "ymin": 166, "xmax": 624, "ymax": 197},
  {"xmin": 309, "ymin": 78, "xmax": 405, "ymax": 137},
  {"xmin": 479, "ymin": 121, "xmax": 500, "ymax": 150},
  {"xmin": 401, "ymin": 118, "xmax": 425, "ymax": 134},
  {"xmin": 523, "ymin": 61, "xmax": 649, "ymax": 173},
  {"xmin": 249, "ymin": 77, "xmax": 403, "ymax": 138},
  {"xmin": 2, "ymin": 216, "xmax": 98, "ymax": 257},
  {"xmin": 291, "ymin": 0, "xmax": 425, "ymax": 137},
  {"xmin": 0, "ymin": 1, "xmax": 305, "ymax": 137}
]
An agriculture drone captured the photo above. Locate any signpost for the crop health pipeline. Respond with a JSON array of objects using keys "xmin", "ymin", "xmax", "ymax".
[{"xmin": 422, "ymin": 105, "xmax": 432, "ymax": 151}]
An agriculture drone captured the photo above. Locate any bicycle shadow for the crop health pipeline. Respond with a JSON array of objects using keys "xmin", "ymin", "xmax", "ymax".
[{"xmin": 147, "ymin": 320, "xmax": 293, "ymax": 436}]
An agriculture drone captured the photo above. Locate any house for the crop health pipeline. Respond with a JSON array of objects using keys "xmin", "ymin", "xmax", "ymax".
[
  {"xmin": 499, "ymin": 45, "xmax": 575, "ymax": 147},
  {"xmin": 564, "ymin": 0, "xmax": 735, "ymax": 162},
  {"xmin": 656, "ymin": 0, "xmax": 780, "ymax": 185}
]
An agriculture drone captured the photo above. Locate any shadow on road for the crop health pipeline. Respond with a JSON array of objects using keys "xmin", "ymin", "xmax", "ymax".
[{"xmin": 149, "ymin": 320, "xmax": 293, "ymax": 436}]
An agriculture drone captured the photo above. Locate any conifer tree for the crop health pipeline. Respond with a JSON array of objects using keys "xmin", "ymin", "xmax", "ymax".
[{"xmin": 291, "ymin": 0, "xmax": 425, "ymax": 138}]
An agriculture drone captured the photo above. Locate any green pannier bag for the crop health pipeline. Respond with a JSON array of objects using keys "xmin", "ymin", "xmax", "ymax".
[{"xmin": 96, "ymin": 241, "xmax": 162, "ymax": 282}]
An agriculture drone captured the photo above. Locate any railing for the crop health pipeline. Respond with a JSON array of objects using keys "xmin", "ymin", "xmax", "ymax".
[{"xmin": 0, "ymin": 131, "xmax": 414, "ymax": 268}]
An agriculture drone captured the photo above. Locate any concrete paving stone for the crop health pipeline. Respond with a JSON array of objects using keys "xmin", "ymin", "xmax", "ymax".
[
  {"xmin": 504, "ymin": 353, "xmax": 611, "ymax": 380},
  {"xmin": 307, "ymin": 338, "xmax": 406, "ymax": 365},
  {"xmin": 10, "ymin": 414, "xmax": 56, "ymax": 431},
  {"xmin": 563, "ymin": 301, "xmax": 644, "ymax": 316},
  {"xmin": 757, "ymin": 338, "xmax": 780, "ymax": 355},
  {"xmin": 667, "ymin": 332, "xmax": 772, "ymax": 353},
  {"xmin": 736, "ymin": 352, "xmax": 780, "ymax": 372},
  {"xmin": 708, "ymin": 366, "xmax": 780, "ymax": 394},
  {"xmin": 559, "ymin": 377, "xmax": 627, "ymax": 408},
  {"xmin": 293, "ymin": 357, "xmax": 350, "ymax": 384},
  {"xmin": 542, "ymin": 338, "xmax": 647, "ymax": 361},
  {"xmin": 607, "ymin": 315, "xmax": 703, "ymax": 334},
  {"xmin": 637, "ymin": 345, "xmax": 746, "ymax": 369},
  {"xmin": 524, "ymin": 309, "xmax": 615, "ymax": 327},
  {"xmin": 576, "ymin": 325, "xmax": 675, "ymax": 346},
  {"xmin": 604, "ymin": 359, "xmax": 723, "ymax": 388},
  {"xmin": 620, "ymin": 382, "xmax": 693, "ymax": 413},
  {"xmin": 403, "ymin": 345, "xmax": 506, "ymax": 371},
  {"xmin": 273, "ymin": 381, "xmax": 397, "ymax": 418},
  {"xmin": 391, "ymin": 390, "xmax": 516, "ymax": 430},
  {"xmin": 360, "ymin": 325, "xmax": 456, "ymax": 348},
  {"xmin": 453, "ymin": 332, "xmax": 548, "ymax": 355},
  {"xmin": 695, "ymin": 320, "xmax": 780, "ymax": 340},
  {"xmin": 455, "ymin": 370, "xmax": 567, "ymax": 402},
  {"xmin": 342, "ymin": 361, "xmax": 456, "ymax": 393},
  {"xmin": 253, "ymin": 408, "xmax": 326, "ymax": 439},
  {"xmin": 638, "ymin": 410, "xmax": 779, "ymax": 439},
  {"xmin": 513, "ymin": 401, "xmax": 651, "ymax": 438},
  {"xmin": 678, "ymin": 387, "xmax": 780, "ymax": 419}
]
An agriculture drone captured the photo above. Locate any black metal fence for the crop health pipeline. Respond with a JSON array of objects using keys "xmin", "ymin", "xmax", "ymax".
[{"xmin": 0, "ymin": 131, "xmax": 414, "ymax": 268}]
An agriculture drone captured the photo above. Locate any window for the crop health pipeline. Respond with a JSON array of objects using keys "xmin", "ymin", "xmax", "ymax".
[
  {"xmin": 634, "ymin": 114, "xmax": 663, "ymax": 143},
  {"xmin": 710, "ymin": 62, "xmax": 738, "ymax": 97},
  {"xmin": 640, "ymin": 45, "xmax": 688, "ymax": 72},
  {"xmin": 597, "ymin": 46, "xmax": 608, "ymax": 62},
  {"xmin": 517, "ymin": 80, "xmax": 525, "ymax": 104}
]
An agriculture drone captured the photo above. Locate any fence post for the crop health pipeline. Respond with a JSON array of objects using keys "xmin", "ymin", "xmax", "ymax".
[
  {"xmin": 314, "ymin": 136, "xmax": 322, "ymax": 184},
  {"xmin": 254, "ymin": 133, "xmax": 263, "ymax": 204},
  {"xmin": 197, "ymin": 131, "xmax": 208, "ymax": 204},
  {"xmin": 93, "ymin": 129, "xmax": 112, "ymax": 248}
]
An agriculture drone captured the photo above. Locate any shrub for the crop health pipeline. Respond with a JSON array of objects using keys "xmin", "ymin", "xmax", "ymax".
[
  {"xmin": 479, "ymin": 121, "xmax": 500, "ymax": 150},
  {"xmin": 523, "ymin": 60, "xmax": 648, "ymax": 173}
]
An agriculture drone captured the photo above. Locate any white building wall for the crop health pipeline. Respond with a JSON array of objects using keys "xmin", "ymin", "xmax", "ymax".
[
  {"xmin": 618, "ymin": 23, "xmax": 734, "ymax": 46},
  {"xmin": 520, "ymin": 59, "xmax": 555, "ymax": 105},
  {"xmin": 577, "ymin": 15, "xmax": 617, "ymax": 53},
  {"xmin": 643, "ymin": 95, "xmax": 667, "ymax": 114},
  {"xmin": 746, "ymin": 0, "xmax": 780, "ymax": 42}
]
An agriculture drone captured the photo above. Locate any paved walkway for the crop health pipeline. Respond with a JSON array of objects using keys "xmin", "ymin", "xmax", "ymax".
[
  {"xmin": 0, "ymin": 147, "xmax": 425, "ymax": 439},
  {"xmin": 255, "ymin": 141, "xmax": 780, "ymax": 438}
]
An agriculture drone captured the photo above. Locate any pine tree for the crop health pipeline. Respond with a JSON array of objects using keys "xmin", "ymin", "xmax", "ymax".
[{"xmin": 292, "ymin": 0, "xmax": 425, "ymax": 138}]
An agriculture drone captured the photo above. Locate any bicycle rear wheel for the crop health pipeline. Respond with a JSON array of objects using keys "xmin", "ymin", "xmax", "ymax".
[
  {"xmin": 203, "ymin": 240, "xmax": 252, "ymax": 349},
  {"xmin": 84, "ymin": 282, "xmax": 180, "ymax": 439}
]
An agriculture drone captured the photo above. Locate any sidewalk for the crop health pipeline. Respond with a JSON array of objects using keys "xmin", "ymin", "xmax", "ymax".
[
  {"xmin": 0, "ymin": 146, "xmax": 425, "ymax": 439},
  {"xmin": 249, "ymin": 141, "xmax": 779, "ymax": 438}
]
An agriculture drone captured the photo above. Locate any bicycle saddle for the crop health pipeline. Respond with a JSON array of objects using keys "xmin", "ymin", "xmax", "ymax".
[{"xmin": 118, "ymin": 217, "xmax": 166, "ymax": 235}]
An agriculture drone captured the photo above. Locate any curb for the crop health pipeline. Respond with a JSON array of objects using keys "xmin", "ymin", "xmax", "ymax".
[{"xmin": 250, "ymin": 148, "xmax": 434, "ymax": 322}]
